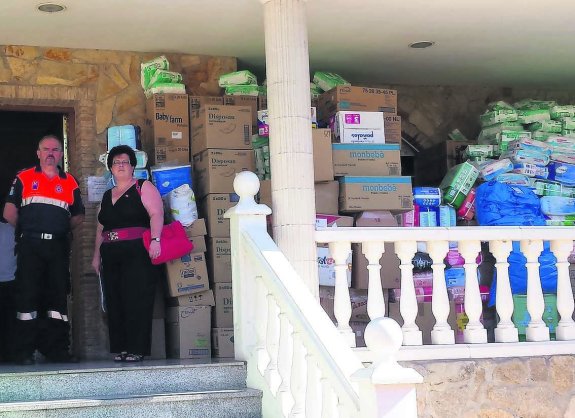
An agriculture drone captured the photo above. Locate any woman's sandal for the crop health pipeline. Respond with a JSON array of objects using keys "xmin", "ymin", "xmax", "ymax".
[
  {"xmin": 124, "ymin": 353, "xmax": 144, "ymax": 362},
  {"xmin": 114, "ymin": 352, "xmax": 128, "ymax": 362}
]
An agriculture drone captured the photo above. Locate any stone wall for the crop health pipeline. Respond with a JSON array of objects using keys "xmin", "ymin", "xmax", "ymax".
[
  {"xmin": 402, "ymin": 355, "xmax": 575, "ymax": 418},
  {"xmin": 0, "ymin": 44, "xmax": 236, "ymax": 359}
]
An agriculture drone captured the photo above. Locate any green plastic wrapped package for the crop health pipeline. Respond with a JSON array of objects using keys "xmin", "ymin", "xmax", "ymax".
[
  {"xmin": 440, "ymin": 162, "xmax": 480, "ymax": 209},
  {"xmin": 550, "ymin": 105, "xmax": 575, "ymax": 120},
  {"xmin": 448, "ymin": 128, "xmax": 468, "ymax": 141},
  {"xmin": 561, "ymin": 117, "xmax": 575, "ymax": 130},
  {"xmin": 513, "ymin": 99, "xmax": 556, "ymax": 110},
  {"xmin": 148, "ymin": 70, "xmax": 182, "ymax": 87},
  {"xmin": 478, "ymin": 122, "xmax": 524, "ymax": 144},
  {"xmin": 516, "ymin": 108, "xmax": 551, "ymax": 124},
  {"xmin": 218, "ymin": 70, "xmax": 257, "ymax": 87},
  {"xmin": 312, "ymin": 71, "xmax": 350, "ymax": 92},
  {"xmin": 144, "ymin": 82, "xmax": 186, "ymax": 99},
  {"xmin": 140, "ymin": 56, "xmax": 169, "ymax": 89},
  {"xmin": 224, "ymin": 84, "xmax": 260, "ymax": 96},
  {"xmin": 526, "ymin": 120, "xmax": 562, "ymax": 133}
]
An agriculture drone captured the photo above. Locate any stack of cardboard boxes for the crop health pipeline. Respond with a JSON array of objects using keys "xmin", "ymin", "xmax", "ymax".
[{"xmin": 192, "ymin": 98, "xmax": 256, "ymax": 358}]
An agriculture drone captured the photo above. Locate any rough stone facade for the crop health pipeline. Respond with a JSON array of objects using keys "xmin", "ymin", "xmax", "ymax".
[
  {"xmin": 401, "ymin": 355, "xmax": 575, "ymax": 418},
  {"xmin": 0, "ymin": 44, "xmax": 236, "ymax": 359}
]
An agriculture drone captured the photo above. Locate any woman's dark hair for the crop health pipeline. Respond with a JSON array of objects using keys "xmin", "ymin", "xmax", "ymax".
[{"xmin": 107, "ymin": 145, "xmax": 137, "ymax": 169}]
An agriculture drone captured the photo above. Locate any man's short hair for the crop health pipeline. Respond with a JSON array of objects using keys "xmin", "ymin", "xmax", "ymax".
[{"xmin": 38, "ymin": 135, "xmax": 63, "ymax": 150}]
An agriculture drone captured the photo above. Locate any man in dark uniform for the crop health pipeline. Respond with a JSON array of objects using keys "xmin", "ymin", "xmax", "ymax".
[{"xmin": 3, "ymin": 135, "xmax": 84, "ymax": 364}]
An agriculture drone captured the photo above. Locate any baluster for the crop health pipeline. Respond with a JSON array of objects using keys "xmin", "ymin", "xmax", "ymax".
[
  {"xmin": 329, "ymin": 241, "xmax": 355, "ymax": 347},
  {"xmin": 459, "ymin": 240, "xmax": 487, "ymax": 343},
  {"xmin": 289, "ymin": 334, "xmax": 307, "ymax": 418},
  {"xmin": 255, "ymin": 277, "xmax": 271, "ymax": 374},
  {"xmin": 363, "ymin": 241, "xmax": 386, "ymax": 320},
  {"xmin": 520, "ymin": 239, "xmax": 549, "ymax": 342},
  {"xmin": 394, "ymin": 241, "xmax": 422, "ymax": 345},
  {"xmin": 551, "ymin": 239, "xmax": 575, "ymax": 340},
  {"xmin": 264, "ymin": 294, "xmax": 282, "ymax": 394},
  {"xmin": 321, "ymin": 382, "xmax": 338, "ymax": 418},
  {"xmin": 305, "ymin": 354, "xmax": 322, "ymax": 418},
  {"xmin": 277, "ymin": 313, "xmax": 294, "ymax": 415},
  {"xmin": 490, "ymin": 240, "xmax": 518, "ymax": 343},
  {"xmin": 428, "ymin": 240, "xmax": 455, "ymax": 345}
]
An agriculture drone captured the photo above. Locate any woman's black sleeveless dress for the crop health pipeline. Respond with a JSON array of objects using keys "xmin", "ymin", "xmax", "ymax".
[{"xmin": 98, "ymin": 179, "xmax": 158, "ymax": 356}]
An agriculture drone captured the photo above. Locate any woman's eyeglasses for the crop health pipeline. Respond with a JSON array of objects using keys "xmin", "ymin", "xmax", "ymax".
[{"xmin": 112, "ymin": 160, "xmax": 131, "ymax": 166}]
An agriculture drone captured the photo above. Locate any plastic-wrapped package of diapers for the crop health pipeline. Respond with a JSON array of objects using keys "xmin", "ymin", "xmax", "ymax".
[
  {"xmin": 439, "ymin": 162, "xmax": 480, "ymax": 209},
  {"xmin": 412, "ymin": 187, "xmax": 441, "ymax": 207},
  {"xmin": 218, "ymin": 70, "xmax": 257, "ymax": 87},
  {"xmin": 151, "ymin": 164, "xmax": 192, "ymax": 196},
  {"xmin": 479, "ymin": 101, "xmax": 517, "ymax": 127},
  {"xmin": 533, "ymin": 179, "xmax": 575, "ymax": 198},
  {"xmin": 456, "ymin": 188, "xmax": 476, "ymax": 220},
  {"xmin": 140, "ymin": 56, "xmax": 169, "ymax": 90},
  {"xmin": 144, "ymin": 82, "xmax": 186, "ymax": 99},
  {"xmin": 477, "ymin": 158, "xmax": 513, "ymax": 181},
  {"xmin": 540, "ymin": 196, "xmax": 575, "ymax": 216},
  {"xmin": 548, "ymin": 161, "xmax": 575, "ymax": 186},
  {"xmin": 168, "ymin": 184, "xmax": 198, "ymax": 227},
  {"xmin": 225, "ymin": 85, "xmax": 261, "ymax": 97},
  {"xmin": 508, "ymin": 138, "xmax": 552, "ymax": 156},
  {"xmin": 495, "ymin": 173, "xmax": 531, "ymax": 187},
  {"xmin": 503, "ymin": 149, "xmax": 550, "ymax": 166},
  {"xmin": 148, "ymin": 70, "xmax": 182, "ymax": 87},
  {"xmin": 312, "ymin": 71, "xmax": 351, "ymax": 92},
  {"xmin": 512, "ymin": 163, "xmax": 549, "ymax": 179},
  {"xmin": 107, "ymin": 125, "xmax": 141, "ymax": 150},
  {"xmin": 526, "ymin": 120, "xmax": 562, "ymax": 133},
  {"xmin": 516, "ymin": 108, "xmax": 551, "ymax": 124},
  {"xmin": 550, "ymin": 105, "xmax": 575, "ymax": 119}
]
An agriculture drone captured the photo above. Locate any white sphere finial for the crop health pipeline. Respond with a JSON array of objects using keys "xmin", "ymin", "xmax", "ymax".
[
  {"xmin": 364, "ymin": 317, "xmax": 403, "ymax": 359},
  {"xmin": 234, "ymin": 171, "xmax": 260, "ymax": 199}
]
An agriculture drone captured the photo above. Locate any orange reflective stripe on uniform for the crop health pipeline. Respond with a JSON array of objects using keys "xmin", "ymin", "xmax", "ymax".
[
  {"xmin": 16, "ymin": 311, "xmax": 38, "ymax": 320},
  {"xmin": 47, "ymin": 310, "xmax": 69, "ymax": 322}
]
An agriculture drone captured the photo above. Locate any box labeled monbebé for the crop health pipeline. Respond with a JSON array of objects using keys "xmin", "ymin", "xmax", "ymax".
[
  {"xmin": 313, "ymin": 128, "xmax": 334, "ymax": 182},
  {"xmin": 207, "ymin": 237, "xmax": 231, "ymax": 283},
  {"xmin": 198, "ymin": 193, "xmax": 239, "ymax": 237},
  {"xmin": 223, "ymin": 95, "xmax": 258, "ymax": 129},
  {"xmin": 189, "ymin": 96, "xmax": 223, "ymax": 118},
  {"xmin": 383, "ymin": 115, "xmax": 401, "ymax": 144},
  {"xmin": 212, "ymin": 328, "xmax": 234, "ymax": 358},
  {"xmin": 144, "ymin": 93, "xmax": 190, "ymax": 165},
  {"xmin": 318, "ymin": 86, "xmax": 398, "ymax": 123},
  {"xmin": 166, "ymin": 305, "xmax": 211, "ymax": 359},
  {"xmin": 213, "ymin": 282, "xmax": 233, "ymax": 328},
  {"xmin": 333, "ymin": 111, "xmax": 386, "ymax": 143},
  {"xmin": 167, "ymin": 289, "xmax": 216, "ymax": 307},
  {"xmin": 191, "ymin": 105, "xmax": 252, "ymax": 156},
  {"xmin": 332, "ymin": 143, "xmax": 401, "ymax": 177},
  {"xmin": 193, "ymin": 149, "xmax": 255, "ymax": 198},
  {"xmin": 338, "ymin": 176, "xmax": 413, "ymax": 213},
  {"xmin": 165, "ymin": 252, "xmax": 210, "ymax": 297}
]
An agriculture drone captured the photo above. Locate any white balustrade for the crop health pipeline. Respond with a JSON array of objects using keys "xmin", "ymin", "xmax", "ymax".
[
  {"xmin": 363, "ymin": 241, "xmax": 386, "ymax": 320},
  {"xmin": 521, "ymin": 239, "xmax": 550, "ymax": 342},
  {"xmin": 552, "ymin": 239, "xmax": 575, "ymax": 340},
  {"xmin": 330, "ymin": 240, "xmax": 355, "ymax": 347},
  {"xmin": 458, "ymin": 240, "xmax": 487, "ymax": 343},
  {"xmin": 395, "ymin": 241, "xmax": 421, "ymax": 345},
  {"xmin": 490, "ymin": 240, "xmax": 518, "ymax": 343}
]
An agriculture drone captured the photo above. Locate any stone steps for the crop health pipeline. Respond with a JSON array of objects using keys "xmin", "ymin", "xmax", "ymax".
[{"xmin": 0, "ymin": 360, "xmax": 262, "ymax": 417}]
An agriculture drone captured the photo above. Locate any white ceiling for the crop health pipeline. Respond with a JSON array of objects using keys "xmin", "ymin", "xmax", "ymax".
[{"xmin": 2, "ymin": 0, "xmax": 575, "ymax": 87}]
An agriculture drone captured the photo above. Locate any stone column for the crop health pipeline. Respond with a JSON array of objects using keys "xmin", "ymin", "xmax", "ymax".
[{"xmin": 260, "ymin": 0, "xmax": 319, "ymax": 296}]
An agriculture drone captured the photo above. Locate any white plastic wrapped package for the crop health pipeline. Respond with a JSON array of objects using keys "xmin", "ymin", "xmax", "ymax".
[
  {"xmin": 503, "ymin": 149, "xmax": 550, "ymax": 166},
  {"xmin": 168, "ymin": 184, "xmax": 198, "ymax": 227},
  {"xmin": 478, "ymin": 158, "xmax": 514, "ymax": 181},
  {"xmin": 140, "ymin": 56, "xmax": 169, "ymax": 89},
  {"xmin": 508, "ymin": 138, "xmax": 552, "ymax": 156},
  {"xmin": 512, "ymin": 163, "xmax": 549, "ymax": 179},
  {"xmin": 218, "ymin": 70, "xmax": 257, "ymax": 87}
]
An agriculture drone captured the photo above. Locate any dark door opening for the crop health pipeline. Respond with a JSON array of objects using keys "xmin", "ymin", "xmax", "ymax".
[{"xmin": 0, "ymin": 111, "xmax": 66, "ymax": 207}]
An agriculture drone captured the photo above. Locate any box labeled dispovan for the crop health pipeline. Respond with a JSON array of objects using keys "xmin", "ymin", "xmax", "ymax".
[
  {"xmin": 198, "ymin": 193, "xmax": 240, "ymax": 237},
  {"xmin": 213, "ymin": 282, "xmax": 233, "ymax": 327},
  {"xmin": 193, "ymin": 149, "xmax": 255, "ymax": 198},
  {"xmin": 191, "ymin": 105, "xmax": 252, "ymax": 156},
  {"xmin": 318, "ymin": 86, "xmax": 397, "ymax": 122},
  {"xmin": 332, "ymin": 143, "xmax": 401, "ymax": 176},
  {"xmin": 144, "ymin": 94, "xmax": 190, "ymax": 164},
  {"xmin": 165, "ymin": 252, "xmax": 210, "ymax": 297},
  {"xmin": 338, "ymin": 176, "xmax": 413, "ymax": 213},
  {"xmin": 207, "ymin": 237, "xmax": 232, "ymax": 282},
  {"xmin": 333, "ymin": 111, "xmax": 386, "ymax": 143},
  {"xmin": 166, "ymin": 306, "xmax": 211, "ymax": 359}
]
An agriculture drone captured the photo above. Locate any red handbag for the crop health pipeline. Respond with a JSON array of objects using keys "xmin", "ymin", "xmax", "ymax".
[{"xmin": 142, "ymin": 221, "xmax": 194, "ymax": 265}]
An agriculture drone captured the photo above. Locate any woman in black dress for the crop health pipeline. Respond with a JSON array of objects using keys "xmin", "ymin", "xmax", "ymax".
[{"xmin": 91, "ymin": 145, "xmax": 163, "ymax": 362}]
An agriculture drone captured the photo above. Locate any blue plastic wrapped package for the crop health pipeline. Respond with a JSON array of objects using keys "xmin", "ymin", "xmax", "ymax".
[
  {"xmin": 107, "ymin": 125, "xmax": 141, "ymax": 150},
  {"xmin": 412, "ymin": 187, "xmax": 442, "ymax": 207},
  {"xmin": 475, "ymin": 181, "xmax": 546, "ymax": 226},
  {"xmin": 548, "ymin": 161, "xmax": 575, "ymax": 186},
  {"xmin": 151, "ymin": 164, "xmax": 192, "ymax": 196}
]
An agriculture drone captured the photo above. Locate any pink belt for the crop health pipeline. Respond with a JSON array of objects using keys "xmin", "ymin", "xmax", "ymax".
[{"xmin": 102, "ymin": 227, "xmax": 147, "ymax": 243}]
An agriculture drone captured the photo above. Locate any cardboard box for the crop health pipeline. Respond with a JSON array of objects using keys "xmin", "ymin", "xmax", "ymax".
[
  {"xmin": 333, "ymin": 111, "xmax": 386, "ymax": 143},
  {"xmin": 338, "ymin": 176, "xmax": 413, "ymax": 213},
  {"xmin": 313, "ymin": 128, "xmax": 334, "ymax": 182},
  {"xmin": 184, "ymin": 218, "xmax": 207, "ymax": 239},
  {"xmin": 315, "ymin": 181, "xmax": 339, "ymax": 215},
  {"xmin": 317, "ymin": 246, "xmax": 352, "ymax": 287},
  {"xmin": 189, "ymin": 96, "xmax": 223, "ymax": 117},
  {"xmin": 223, "ymin": 95, "xmax": 258, "ymax": 128},
  {"xmin": 354, "ymin": 210, "xmax": 399, "ymax": 227},
  {"xmin": 165, "ymin": 252, "xmax": 210, "ymax": 297},
  {"xmin": 384, "ymin": 115, "xmax": 401, "ymax": 144},
  {"xmin": 191, "ymin": 105, "xmax": 252, "ymax": 156},
  {"xmin": 207, "ymin": 237, "xmax": 231, "ymax": 282},
  {"xmin": 167, "ymin": 289, "xmax": 216, "ymax": 307},
  {"xmin": 144, "ymin": 94, "xmax": 190, "ymax": 165},
  {"xmin": 318, "ymin": 86, "xmax": 397, "ymax": 123},
  {"xmin": 166, "ymin": 306, "xmax": 211, "ymax": 359},
  {"xmin": 388, "ymin": 301, "xmax": 457, "ymax": 345},
  {"xmin": 258, "ymin": 94, "xmax": 268, "ymax": 111},
  {"xmin": 198, "ymin": 193, "xmax": 239, "ymax": 237},
  {"xmin": 332, "ymin": 143, "xmax": 401, "ymax": 177},
  {"xmin": 258, "ymin": 179, "xmax": 272, "ymax": 207},
  {"xmin": 212, "ymin": 328, "xmax": 235, "ymax": 358},
  {"xmin": 213, "ymin": 282, "xmax": 233, "ymax": 327},
  {"xmin": 352, "ymin": 242, "xmax": 401, "ymax": 290},
  {"xmin": 193, "ymin": 149, "xmax": 255, "ymax": 198},
  {"xmin": 315, "ymin": 214, "xmax": 354, "ymax": 228},
  {"xmin": 319, "ymin": 286, "xmax": 369, "ymax": 323},
  {"xmin": 190, "ymin": 235, "xmax": 207, "ymax": 254},
  {"xmin": 150, "ymin": 318, "xmax": 166, "ymax": 359}
]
